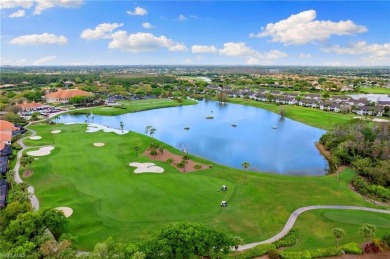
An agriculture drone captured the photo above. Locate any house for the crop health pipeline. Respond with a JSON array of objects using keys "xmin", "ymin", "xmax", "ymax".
[
  {"xmin": 329, "ymin": 95, "xmax": 352, "ymax": 103},
  {"xmin": 0, "ymin": 120, "xmax": 20, "ymax": 147},
  {"xmin": 0, "ymin": 179, "xmax": 8, "ymax": 209},
  {"xmin": 0, "ymin": 156, "xmax": 8, "ymax": 175},
  {"xmin": 45, "ymin": 89, "xmax": 93, "ymax": 104},
  {"xmin": 329, "ymin": 103, "xmax": 341, "ymax": 112},
  {"xmin": 320, "ymin": 103, "xmax": 332, "ymax": 111},
  {"xmin": 17, "ymin": 102, "xmax": 46, "ymax": 112},
  {"xmin": 304, "ymin": 94, "xmax": 322, "ymax": 100}
]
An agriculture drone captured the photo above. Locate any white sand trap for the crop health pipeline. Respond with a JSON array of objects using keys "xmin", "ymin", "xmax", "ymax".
[
  {"xmin": 86, "ymin": 123, "xmax": 129, "ymax": 135},
  {"xmin": 27, "ymin": 146, "xmax": 55, "ymax": 157},
  {"xmin": 102, "ymin": 107, "xmax": 114, "ymax": 110},
  {"xmin": 373, "ymin": 118, "xmax": 389, "ymax": 122},
  {"xmin": 93, "ymin": 142, "xmax": 105, "ymax": 147},
  {"xmin": 29, "ymin": 136, "xmax": 42, "ymax": 140},
  {"xmin": 56, "ymin": 207, "xmax": 73, "ymax": 218},
  {"xmin": 129, "ymin": 162, "xmax": 164, "ymax": 173},
  {"xmin": 51, "ymin": 130, "xmax": 61, "ymax": 134}
]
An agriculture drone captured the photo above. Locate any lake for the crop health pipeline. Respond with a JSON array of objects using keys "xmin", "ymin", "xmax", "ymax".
[
  {"xmin": 348, "ymin": 93, "xmax": 390, "ymax": 102},
  {"xmin": 58, "ymin": 101, "xmax": 328, "ymax": 175}
]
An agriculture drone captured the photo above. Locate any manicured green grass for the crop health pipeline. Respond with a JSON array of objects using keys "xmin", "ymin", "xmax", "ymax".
[
  {"xmin": 228, "ymin": 98, "xmax": 355, "ymax": 130},
  {"xmin": 358, "ymin": 87, "xmax": 390, "ymax": 94},
  {"xmin": 22, "ymin": 123, "xmax": 386, "ymax": 251},
  {"xmin": 288, "ymin": 209, "xmax": 390, "ymax": 251},
  {"xmin": 68, "ymin": 98, "xmax": 197, "ymax": 116}
]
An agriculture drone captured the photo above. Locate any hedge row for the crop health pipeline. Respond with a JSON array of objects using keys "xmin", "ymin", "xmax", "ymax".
[
  {"xmin": 235, "ymin": 244, "xmax": 276, "ymax": 259},
  {"xmin": 280, "ymin": 243, "xmax": 362, "ymax": 259},
  {"xmin": 352, "ymin": 176, "xmax": 390, "ymax": 201},
  {"xmin": 273, "ymin": 230, "xmax": 301, "ymax": 248}
]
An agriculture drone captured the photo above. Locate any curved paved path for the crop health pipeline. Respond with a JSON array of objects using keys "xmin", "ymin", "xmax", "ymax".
[
  {"xmin": 14, "ymin": 124, "xmax": 41, "ymax": 210},
  {"xmin": 238, "ymin": 205, "xmax": 390, "ymax": 251}
]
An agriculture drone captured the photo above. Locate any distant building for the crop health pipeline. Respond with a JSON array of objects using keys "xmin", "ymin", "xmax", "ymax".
[
  {"xmin": 45, "ymin": 89, "xmax": 93, "ymax": 104},
  {"xmin": 17, "ymin": 102, "xmax": 46, "ymax": 112}
]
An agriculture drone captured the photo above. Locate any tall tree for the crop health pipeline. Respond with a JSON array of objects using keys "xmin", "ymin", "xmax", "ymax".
[
  {"xmin": 145, "ymin": 125, "xmax": 156, "ymax": 138},
  {"xmin": 242, "ymin": 162, "xmax": 250, "ymax": 171},
  {"xmin": 332, "ymin": 228, "xmax": 346, "ymax": 248},
  {"xmin": 360, "ymin": 224, "xmax": 377, "ymax": 244}
]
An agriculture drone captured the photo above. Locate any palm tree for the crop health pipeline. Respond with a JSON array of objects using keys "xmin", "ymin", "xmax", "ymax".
[
  {"xmin": 145, "ymin": 125, "xmax": 156, "ymax": 138},
  {"xmin": 20, "ymin": 157, "xmax": 28, "ymax": 172},
  {"xmin": 120, "ymin": 121, "xmax": 124, "ymax": 132},
  {"xmin": 332, "ymin": 228, "xmax": 346, "ymax": 248},
  {"xmin": 241, "ymin": 162, "xmax": 250, "ymax": 171},
  {"xmin": 27, "ymin": 156, "xmax": 34, "ymax": 170}
]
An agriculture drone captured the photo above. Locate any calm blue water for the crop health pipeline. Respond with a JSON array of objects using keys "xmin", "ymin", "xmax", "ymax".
[{"xmin": 58, "ymin": 101, "xmax": 328, "ymax": 175}]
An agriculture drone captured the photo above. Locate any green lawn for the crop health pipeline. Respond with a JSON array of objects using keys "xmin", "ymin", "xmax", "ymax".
[
  {"xmin": 228, "ymin": 98, "xmax": 356, "ymax": 130},
  {"xmin": 67, "ymin": 98, "xmax": 197, "ymax": 116},
  {"xmin": 21, "ymin": 123, "xmax": 390, "ymax": 251},
  {"xmin": 288, "ymin": 209, "xmax": 390, "ymax": 251},
  {"xmin": 358, "ymin": 87, "xmax": 390, "ymax": 94}
]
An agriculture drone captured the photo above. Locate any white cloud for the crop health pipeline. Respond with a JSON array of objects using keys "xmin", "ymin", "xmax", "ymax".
[
  {"xmin": 219, "ymin": 42, "xmax": 259, "ymax": 57},
  {"xmin": 9, "ymin": 9, "xmax": 25, "ymax": 18},
  {"xmin": 250, "ymin": 10, "xmax": 367, "ymax": 45},
  {"xmin": 178, "ymin": 14, "xmax": 187, "ymax": 21},
  {"xmin": 142, "ymin": 22, "xmax": 153, "ymax": 29},
  {"xmin": 192, "ymin": 42, "xmax": 287, "ymax": 65},
  {"xmin": 299, "ymin": 53, "xmax": 312, "ymax": 58},
  {"xmin": 34, "ymin": 0, "xmax": 83, "ymax": 15},
  {"xmin": 10, "ymin": 33, "xmax": 68, "ymax": 45},
  {"xmin": 184, "ymin": 58, "xmax": 193, "ymax": 64},
  {"xmin": 0, "ymin": 57, "xmax": 27, "ymax": 66},
  {"xmin": 81, "ymin": 23, "xmax": 123, "ymax": 40},
  {"xmin": 0, "ymin": 0, "xmax": 34, "ymax": 9},
  {"xmin": 191, "ymin": 45, "xmax": 218, "ymax": 53},
  {"xmin": 127, "ymin": 7, "xmax": 147, "ymax": 16},
  {"xmin": 108, "ymin": 31, "xmax": 187, "ymax": 52},
  {"xmin": 322, "ymin": 41, "xmax": 390, "ymax": 65},
  {"xmin": 33, "ymin": 55, "xmax": 57, "ymax": 65}
]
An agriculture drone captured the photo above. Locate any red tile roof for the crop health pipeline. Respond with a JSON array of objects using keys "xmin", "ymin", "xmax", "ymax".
[
  {"xmin": 17, "ymin": 102, "xmax": 45, "ymax": 110},
  {"xmin": 0, "ymin": 120, "xmax": 19, "ymax": 132},
  {"xmin": 0, "ymin": 131, "xmax": 12, "ymax": 143},
  {"xmin": 45, "ymin": 89, "xmax": 93, "ymax": 99}
]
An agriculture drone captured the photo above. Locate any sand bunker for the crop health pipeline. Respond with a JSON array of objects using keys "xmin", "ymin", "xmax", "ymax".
[
  {"xmin": 102, "ymin": 107, "xmax": 114, "ymax": 110},
  {"xmin": 29, "ymin": 136, "xmax": 42, "ymax": 140},
  {"xmin": 129, "ymin": 162, "xmax": 164, "ymax": 173},
  {"xmin": 86, "ymin": 123, "xmax": 128, "ymax": 135},
  {"xmin": 56, "ymin": 207, "xmax": 73, "ymax": 218},
  {"xmin": 51, "ymin": 130, "xmax": 61, "ymax": 134},
  {"xmin": 93, "ymin": 142, "xmax": 105, "ymax": 147},
  {"xmin": 27, "ymin": 146, "xmax": 55, "ymax": 157}
]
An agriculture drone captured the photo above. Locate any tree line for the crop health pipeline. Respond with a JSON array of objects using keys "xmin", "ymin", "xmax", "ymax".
[{"xmin": 320, "ymin": 120, "xmax": 390, "ymax": 200}]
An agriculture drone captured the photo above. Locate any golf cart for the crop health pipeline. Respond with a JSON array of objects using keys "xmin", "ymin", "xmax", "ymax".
[{"xmin": 221, "ymin": 201, "xmax": 228, "ymax": 207}]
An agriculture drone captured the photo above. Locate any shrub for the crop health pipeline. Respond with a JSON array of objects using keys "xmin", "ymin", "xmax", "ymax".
[
  {"xmin": 236, "ymin": 244, "xmax": 276, "ymax": 259},
  {"xmin": 273, "ymin": 230, "xmax": 301, "ymax": 248},
  {"xmin": 176, "ymin": 161, "xmax": 184, "ymax": 168},
  {"xmin": 268, "ymin": 249, "xmax": 280, "ymax": 259},
  {"xmin": 352, "ymin": 176, "xmax": 390, "ymax": 201},
  {"xmin": 382, "ymin": 233, "xmax": 390, "ymax": 247},
  {"xmin": 149, "ymin": 150, "xmax": 157, "ymax": 156},
  {"xmin": 194, "ymin": 164, "xmax": 202, "ymax": 169},
  {"xmin": 339, "ymin": 243, "xmax": 362, "ymax": 254},
  {"xmin": 166, "ymin": 158, "xmax": 173, "ymax": 164}
]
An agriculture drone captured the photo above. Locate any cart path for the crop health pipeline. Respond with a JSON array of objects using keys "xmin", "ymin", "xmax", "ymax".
[
  {"xmin": 238, "ymin": 205, "xmax": 390, "ymax": 251},
  {"xmin": 14, "ymin": 125, "xmax": 40, "ymax": 210}
]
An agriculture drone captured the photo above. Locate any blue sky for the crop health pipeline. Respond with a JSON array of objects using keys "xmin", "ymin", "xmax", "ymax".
[{"xmin": 1, "ymin": 1, "xmax": 389, "ymax": 66}]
